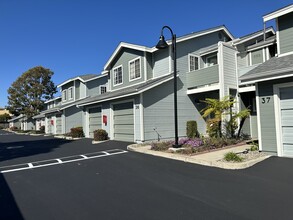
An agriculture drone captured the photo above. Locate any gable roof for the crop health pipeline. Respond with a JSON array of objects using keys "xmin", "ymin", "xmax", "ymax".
[
  {"xmin": 104, "ymin": 25, "xmax": 234, "ymax": 70},
  {"xmin": 232, "ymin": 27, "xmax": 275, "ymax": 46},
  {"xmin": 240, "ymin": 54, "xmax": 293, "ymax": 84},
  {"xmin": 57, "ymin": 73, "xmax": 107, "ymax": 88},
  {"xmin": 263, "ymin": 4, "xmax": 293, "ymax": 22},
  {"xmin": 76, "ymin": 73, "xmax": 174, "ymax": 107}
]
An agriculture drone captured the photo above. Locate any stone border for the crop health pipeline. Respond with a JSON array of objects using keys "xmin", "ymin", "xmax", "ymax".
[{"xmin": 127, "ymin": 144, "xmax": 271, "ymax": 170}]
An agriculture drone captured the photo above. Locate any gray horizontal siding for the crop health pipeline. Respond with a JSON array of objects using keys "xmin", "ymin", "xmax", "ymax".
[
  {"xmin": 110, "ymin": 48, "xmax": 145, "ymax": 90},
  {"xmin": 87, "ymin": 77, "xmax": 108, "ymax": 97},
  {"xmin": 64, "ymin": 106, "xmax": 83, "ymax": 133},
  {"xmin": 187, "ymin": 65, "xmax": 219, "ymax": 88},
  {"xmin": 153, "ymin": 49, "xmax": 169, "ymax": 77},
  {"xmin": 279, "ymin": 13, "xmax": 293, "ymax": 55},
  {"xmin": 223, "ymin": 44, "xmax": 237, "ymax": 96}
]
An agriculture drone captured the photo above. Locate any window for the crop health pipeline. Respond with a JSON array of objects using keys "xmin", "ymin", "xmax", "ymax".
[
  {"xmin": 100, "ymin": 86, "xmax": 107, "ymax": 94},
  {"xmin": 62, "ymin": 90, "xmax": 67, "ymax": 101},
  {"xmin": 129, "ymin": 58, "xmax": 141, "ymax": 80},
  {"xmin": 68, "ymin": 87, "xmax": 73, "ymax": 100},
  {"xmin": 113, "ymin": 66, "xmax": 123, "ymax": 85},
  {"xmin": 205, "ymin": 54, "xmax": 218, "ymax": 67},
  {"xmin": 189, "ymin": 55, "xmax": 199, "ymax": 71}
]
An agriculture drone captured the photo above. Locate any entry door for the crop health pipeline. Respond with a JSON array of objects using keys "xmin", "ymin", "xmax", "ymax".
[{"xmin": 280, "ymin": 86, "xmax": 293, "ymax": 157}]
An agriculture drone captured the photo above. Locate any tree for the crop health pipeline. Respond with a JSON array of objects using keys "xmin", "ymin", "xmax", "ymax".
[
  {"xmin": 0, "ymin": 113, "xmax": 11, "ymax": 122},
  {"xmin": 201, "ymin": 96, "xmax": 250, "ymax": 138},
  {"xmin": 7, "ymin": 66, "xmax": 57, "ymax": 117}
]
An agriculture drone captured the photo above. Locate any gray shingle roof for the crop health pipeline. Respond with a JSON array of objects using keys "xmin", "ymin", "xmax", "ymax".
[
  {"xmin": 78, "ymin": 74, "xmax": 98, "ymax": 81},
  {"xmin": 76, "ymin": 73, "xmax": 174, "ymax": 107},
  {"xmin": 240, "ymin": 54, "xmax": 293, "ymax": 83}
]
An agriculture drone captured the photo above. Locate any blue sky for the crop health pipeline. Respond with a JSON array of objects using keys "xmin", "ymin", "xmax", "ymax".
[{"xmin": 0, "ymin": 0, "xmax": 292, "ymax": 107}]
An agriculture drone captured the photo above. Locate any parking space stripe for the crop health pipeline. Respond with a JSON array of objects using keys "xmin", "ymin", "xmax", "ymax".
[{"xmin": 0, "ymin": 149, "xmax": 127, "ymax": 173}]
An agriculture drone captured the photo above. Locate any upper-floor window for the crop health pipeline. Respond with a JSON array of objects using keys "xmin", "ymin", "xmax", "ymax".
[
  {"xmin": 129, "ymin": 58, "xmax": 141, "ymax": 81},
  {"xmin": 68, "ymin": 87, "xmax": 73, "ymax": 100},
  {"xmin": 205, "ymin": 54, "xmax": 218, "ymax": 67},
  {"xmin": 113, "ymin": 65, "xmax": 123, "ymax": 86},
  {"xmin": 62, "ymin": 90, "xmax": 67, "ymax": 101},
  {"xmin": 189, "ymin": 54, "xmax": 199, "ymax": 71},
  {"xmin": 100, "ymin": 86, "xmax": 107, "ymax": 94}
]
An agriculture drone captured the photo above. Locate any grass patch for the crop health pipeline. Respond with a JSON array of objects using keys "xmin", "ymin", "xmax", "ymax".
[{"xmin": 224, "ymin": 152, "xmax": 243, "ymax": 162}]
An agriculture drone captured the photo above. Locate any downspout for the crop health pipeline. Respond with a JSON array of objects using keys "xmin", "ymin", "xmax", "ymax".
[{"xmin": 263, "ymin": 22, "xmax": 266, "ymax": 42}]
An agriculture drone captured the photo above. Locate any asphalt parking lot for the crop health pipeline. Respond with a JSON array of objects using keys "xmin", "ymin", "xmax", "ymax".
[{"xmin": 1, "ymin": 130, "xmax": 293, "ymax": 220}]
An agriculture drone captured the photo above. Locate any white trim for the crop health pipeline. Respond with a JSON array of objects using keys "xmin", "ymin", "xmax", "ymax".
[
  {"xmin": 278, "ymin": 51, "xmax": 293, "ymax": 57},
  {"xmin": 276, "ymin": 19, "xmax": 280, "ymax": 56},
  {"xmin": 143, "ymin": 52, "xmax": 147, "ymax": 81},
  {"xmin": 169, "ymin": 46, "xmax": 172, "ymax": 73},
  {"xmin": 239, "ymin": 86, "xmax": 256, "ymax": 93},
  {"xmin": 68, "ymin": 87, "xmax": 74, "ymax": 100},
  {"xmin": 129, "ymin": 57, "xmax": 142, "ymax": 82},
  {"xmin": 262, "ymin": 48, "xmax": 266, "ymax": 63},
  {"xmin": 246, "ymin": 42, "xmax": 275, "ymax": 53},
  {"xmin": 263, "ymin": 4, "xmax": 293, "ymax": 22},
  {"xmin": 44, "ymin": 96, "xmax": 61, "ymax": 104},
  {"xmin": 249, "ymin": 52, "xmax": 252, "ymax": 66},
  {"xmin": 273, "ymin": 82, "xmax": 293, "ymax": 157},
  {"xmin": 62, "ymin": 90, "xmax": 67, "ymax": 102},
  {"xmin": 241, "ymin": 73, "xmax": 293, "ymax": 85},
  {"xmin": 139, "ymin": 93, "xmax": 144, "ymax": 142},
  {"xmin": 77, "ymin": 75, "xmax": 174, "ymax": 107},
  {"xmin": 199, "ymin": 49, "xmax": 218, "ymax": 57},
  {"xmin": 113, "ymin": 65, "xmax": 123, "ymax": 86},
  {"xmin": 266, "ymin": 47, "xmax": 270, "ymax": 61},
  {"xmin": 218, "ymin": 42, "xmax": 225, "ymax": 99},
  {"xmin": 188, "ymin": 54, "xmax": 200, "ymax": 72},
  {"xmin": 232, "ymin": 28, "xmax": 275, "ymax": 46},
  {"xmin": 255, "ymin": 83, "xmax": 263, "ymax": 151},
  {"xmin": 62, "ymin": 110, "xmax": 65, "ymax": 134},
  {"xmin": 187, "ymin": 84, "xmax": 220, "ymax": 95}
]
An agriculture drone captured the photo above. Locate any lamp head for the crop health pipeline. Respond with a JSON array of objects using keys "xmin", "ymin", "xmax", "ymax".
[{"xmin": 156, "ymin": 35, "xmax": 168, "ymax": 49}]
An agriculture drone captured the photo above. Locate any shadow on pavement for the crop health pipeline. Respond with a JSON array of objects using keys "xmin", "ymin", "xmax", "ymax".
[
  {"xmin": 0, "ymin": 138, "xmax": 71, "ymax": 162},
  {"xmin": 0, "ymin": 173, "xmax": 24, "ymax": 219}
]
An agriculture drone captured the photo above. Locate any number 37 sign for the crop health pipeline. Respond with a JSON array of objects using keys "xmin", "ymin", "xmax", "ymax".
[{"xmin": 261, "ymin": 97, "xmax": 271, "ymax": 104}]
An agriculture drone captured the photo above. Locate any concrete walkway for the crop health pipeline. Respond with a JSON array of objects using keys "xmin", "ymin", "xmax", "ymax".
[{"xmin": 127, "ymin": 144, "xmax": 271, "ymax": 170}]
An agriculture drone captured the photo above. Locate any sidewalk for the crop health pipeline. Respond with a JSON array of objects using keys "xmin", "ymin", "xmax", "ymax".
[{"xmin": 127, "ymin": 144, "xmax": 271, "ymax": 170}]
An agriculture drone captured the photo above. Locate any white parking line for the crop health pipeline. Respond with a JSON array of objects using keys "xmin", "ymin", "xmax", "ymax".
[{"xmin": 0, "ymin": 149, "xmax": 127, "ymax": 173}]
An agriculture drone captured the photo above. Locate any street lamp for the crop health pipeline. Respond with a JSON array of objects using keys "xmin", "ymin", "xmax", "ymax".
[{"xmin": 156, "ymin": 26, "xmax": 180, "ymax": 148}]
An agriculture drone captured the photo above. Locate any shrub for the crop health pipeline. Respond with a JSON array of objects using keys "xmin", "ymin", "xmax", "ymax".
[
  {"xmin": 224, "ymin": 152, "xmax": 243, "ymax": 162},
  {"xmin": 206, "ymin": 118, "xmax": 220, "ymax": 138},
  {"xmin": 70, "ymin": 127, "xmax": 84, "ymax": 138},
  {"xmin": 40, "ymin": 125, "xmax": 45, "ymax": 133},
  {"xmin": 10, "ymin": 126, "xmax": 18, "ymax": 131},
  {"xmin": 93, "ymin": 129, "xmax": 108, "ymax": 141},
  {"xmin": 151, "ymin": 141, "xmax": 173, "ymax": 151},
  {"xmin": 250, "ymin": 142, "xmax": 259, "ymax": 151},
  {"xmin": 186, "ymin": 121, "xmax": 198, "ymax": 138}
]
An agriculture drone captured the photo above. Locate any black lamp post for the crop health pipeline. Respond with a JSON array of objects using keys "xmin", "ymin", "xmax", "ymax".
[{"xmin": 156, "ymin": 26, "xmax": 180, "ymax": 148}]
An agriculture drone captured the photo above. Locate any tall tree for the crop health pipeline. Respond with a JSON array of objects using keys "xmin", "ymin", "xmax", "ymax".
[{"xmin": 7, "ymin": 66, "xmax": 57, "ymax": 117}]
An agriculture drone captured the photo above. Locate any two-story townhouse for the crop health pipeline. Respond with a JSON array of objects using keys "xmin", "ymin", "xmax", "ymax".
[
  {"xmin": 41, "ymin": 73, "xmax": 108, "ymax": 135},
  {"xmin": 77, "ymin": 25, "xmax": 235, "ymax": 142},
  {"xmin": 240, "ymin": 4, "xmax": 293, "ymax": 157},
  {"xmin": 232, "ymin": 28, "xmax": 276, "ymax": 139}
]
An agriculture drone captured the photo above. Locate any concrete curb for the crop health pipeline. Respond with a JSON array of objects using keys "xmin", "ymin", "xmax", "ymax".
[
  {"xmin": 92, "ymin": 140, "xmax": 109, "ymax": 144},
  {"xmin": 127, "ymin": 144, "xmax": 271, "ymax": 170}
]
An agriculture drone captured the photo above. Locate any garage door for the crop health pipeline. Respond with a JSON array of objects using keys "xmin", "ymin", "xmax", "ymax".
[
  {"xmin": 113, "ymin": 102, "xmax": 134, "ymax": 142},
  {"xmin": 280, "ymin": 87, "xmax": 293, "ymax": 157},
  {"xmin": 56, "ymin": 115, "xmax": 62, "ymax": 134},
  {"xmin": 89, "ymin": 107, "xmax": 102, "ymax": 138}
]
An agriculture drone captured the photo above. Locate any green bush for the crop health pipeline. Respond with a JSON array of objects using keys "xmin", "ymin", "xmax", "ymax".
[
  {"xmin": 40, "ymin": 125, "xmax": 45, "ymax": 133},
  {"xmin": 93, "ymin": 129, "xmax": 108, "ymax": 141},
  {"xmin": 224, "ymin": 152, "xmax": 243, "ymax": 162},
  {"xmin": 186, "ymin": 120, "xmax": 198, "ymax": 138},
  {"xmin": 250, "ymin": 143, "xmax": 259, "ymax": 151},
  {"xmin": 206, "ymin": 118, "xmax": 221, "ymax": 138},
  {"xmin": 70, "ymin": 127, "xmax": 84, "ymax": 138}
]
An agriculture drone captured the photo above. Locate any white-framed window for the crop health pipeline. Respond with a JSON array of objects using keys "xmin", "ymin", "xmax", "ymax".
[
  {"xmin": 189, "ymin": 54, "xmax": 199, "ymax": 72},
  {"xmin": 129, "ymin": 57, "xmax": 141, "ymax": 81},
  {"xmin": 113, "ymin": 65, "xmax": 123, "ymax": 86},
  {"xmin": 205, "ymin": 53, "xmax": 218, "ymax": 67},
  {"xmin": 68, "ymin": 87, "xmax": 73, "ymax": 100},
  {"xmin": 62, "ymin": 90, "xmax": 67, "ymax": 101},
  {"xmin": 100, "ymin": 86, "xmax": 107, "ymax": 94}
]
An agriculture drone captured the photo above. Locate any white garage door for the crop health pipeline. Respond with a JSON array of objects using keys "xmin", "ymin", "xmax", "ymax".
[
  {"xmin": 113, "ymin": 102, "xmax": 134, "ymax": 142},
  {"xmin": 89, "ymin": 107, "xmax": 102, "ymax": 138},
  {"xmin": 280, "ymin": 86, "xmax": 293, "ymax": 157}
]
